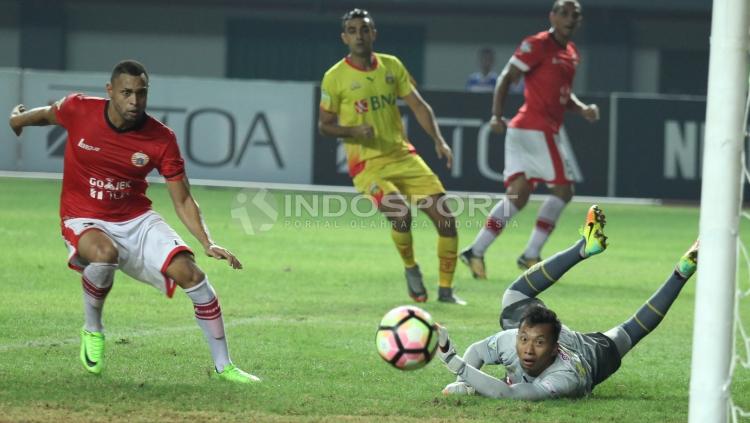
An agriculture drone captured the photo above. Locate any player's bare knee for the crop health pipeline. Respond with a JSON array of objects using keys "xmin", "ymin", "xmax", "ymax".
[
  {"xmin": 435, "ymin": 195, "xmax": 456, "ymax": 219},
  {"xmin": 90, "ymin": 242, "xmax": 118, "ymax": 263},
  {"xmin": 390, "ymin": 215, "xmax": 411, "ymax": 232},
  {"xmin": 550, "ymin": 184, "xmax": 574, "ymax": 203},
  {"xmin": 385, "ymin": 206, "xmax": 411, "ymax": 232},
  {"xmin": 174, "ymin": 268, "xmax": 206, "ymax": 289},
  {"xmin": 506, "ymin": 177, "xmax": 531, "ymax": 208},
  {"xmin": 380, "ymin": 197, "xmax": 410, "ymax": 229},
  {"xmin": 187, "ymin": 268, "xmax": 206, "ymax": 287},
  {"xmin": 437, "ymin": 216, "xmax": 457, "ymax": 237},
  {"xmin": 167, "ymin": 253, "xmax": 205, "ymax": 289},
  {"xmin": 510, "ymin": 190, "xmax": 531, "ymax": 209},
  {"xmin": 78, "ymin": 230, "xmax": 118, "ymax": 263}
]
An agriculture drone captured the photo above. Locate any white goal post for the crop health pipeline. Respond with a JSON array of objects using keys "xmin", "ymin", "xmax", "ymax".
[{"xmin": 688, "ymin": 0, "xmax": 749, "ymax": 422}]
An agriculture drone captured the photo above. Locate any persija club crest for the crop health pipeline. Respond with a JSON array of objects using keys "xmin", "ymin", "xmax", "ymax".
[{"xmin": 131, "ymin": 152, "xmax": 150, "ymax": 167}]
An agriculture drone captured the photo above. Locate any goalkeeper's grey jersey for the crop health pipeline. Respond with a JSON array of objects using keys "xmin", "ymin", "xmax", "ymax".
[{"xmin": 489, "ymin": 326, "xmax": 597, "ymax": 398}]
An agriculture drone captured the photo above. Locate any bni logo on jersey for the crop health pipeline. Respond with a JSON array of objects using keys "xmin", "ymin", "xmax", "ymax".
[{"xmin": 354, "ymin": 99, "xmax": 369, "ymax": 114}]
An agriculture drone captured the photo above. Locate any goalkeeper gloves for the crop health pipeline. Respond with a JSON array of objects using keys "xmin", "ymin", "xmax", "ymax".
[{"xmin": 436, "ymin": 324, "xmax": 465, "ymax": 375}]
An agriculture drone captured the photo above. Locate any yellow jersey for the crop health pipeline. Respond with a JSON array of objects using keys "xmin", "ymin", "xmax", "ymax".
[{"xmin": 320, "ymin": 53, "xmax": 414, "ymax": 177}]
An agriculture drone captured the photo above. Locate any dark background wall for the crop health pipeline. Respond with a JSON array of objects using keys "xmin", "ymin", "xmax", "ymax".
[{"xmin": 0, "ymin": 0, "xmax": 713, "ymax": 95}]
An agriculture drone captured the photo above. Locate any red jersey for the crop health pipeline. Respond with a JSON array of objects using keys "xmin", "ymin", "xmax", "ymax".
[
  {"xmin": 508, "ymin": 31, "xmax": 580, "ymax": 133},
  {"xmin": 54, "ymin": 94, "xmax": 185, "ymax": 222}
]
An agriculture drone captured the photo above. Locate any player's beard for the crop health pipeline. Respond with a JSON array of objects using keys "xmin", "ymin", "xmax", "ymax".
[
  {"xmin": 123, "ymin": 110, "xmax": 143, "ymax": 122},
  {"xmin": 115, "ymin": 106, "xmax": 143, "ymax": 127},
  {"xmin": 115, "ymin": 104, "xmax": 144, "ymax": 123}
]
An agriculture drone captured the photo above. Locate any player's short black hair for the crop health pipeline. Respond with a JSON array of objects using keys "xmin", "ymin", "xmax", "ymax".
[
  {"xmin": 519, "ymin": 304, "xmax": 562, "ymax": 343},
  {"xmin": 341, "ymin": 8, "xmax": 375, "ymax": 29},
  {"xmin": 551, "ymin": 0, "xmax": 581, "ymax": 13},
  {"xmin": 111, "ymin": 60, "xmax": 149, "ymax": 83}
]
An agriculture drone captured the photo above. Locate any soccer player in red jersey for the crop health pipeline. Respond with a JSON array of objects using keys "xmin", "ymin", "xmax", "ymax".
[
  {"xmin": 460, "ymin": 0, "xmax": 600, "ymax": 279},
  {"xmin": 8, "ymin": 60, "xmax": 259, "ymax": 384}
]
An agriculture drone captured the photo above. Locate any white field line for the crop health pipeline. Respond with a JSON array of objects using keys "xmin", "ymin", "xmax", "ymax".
[{"xmin": 0, "ymin": 171, "xmax": 662, "ymax": 206}]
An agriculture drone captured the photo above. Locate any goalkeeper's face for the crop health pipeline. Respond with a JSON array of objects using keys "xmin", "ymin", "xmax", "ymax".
[{"xmin": 516, "ymin": 322, "xmax": 558, "ymax": 377}]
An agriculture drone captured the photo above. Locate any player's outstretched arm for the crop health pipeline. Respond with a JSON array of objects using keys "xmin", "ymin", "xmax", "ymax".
[
  {"xmin": 402, "ymin": 90, "xmax": 453, "ymax": 169},
  {"xmin": 318, "ymin": 108, "xmax": 373, "ymax": 141},
  {"xmin": 460, "ymin": 365, "xmax": 552, "ymax": 400},
  {"xmin": 8, "ymin": 104, "xmax": 58, "ymax": 136},
  {"xmin": 489, "ymin": 63, "xmax": 524, "ymax": 133},
  {"xmin": 166, "ymin": 178, "xmax": 242, "ymax": 269},
  {"xmin": 436, "ymin": 325, "xmax": 552, "ymax": 401},
  {"xmin": 566, "ymin": 93, "xmax": 599, "ymax": 123}
]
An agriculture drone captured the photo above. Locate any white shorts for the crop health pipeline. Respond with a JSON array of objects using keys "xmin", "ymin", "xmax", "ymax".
[
  {"xmin": 503, "ymin": 127, "xmax": 582, "ymax": 187},
  {"xmin": 61, "ymin": 211, "xmax": 192, "ymax": 298}
]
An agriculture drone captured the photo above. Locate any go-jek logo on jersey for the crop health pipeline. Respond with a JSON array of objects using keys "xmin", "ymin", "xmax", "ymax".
[
  {"xmin": 89, "ymin": 177, "xmax": 132, "ymax": 200},
  {"xmin": 354, "ymin": 94, "xmax": 397, "ymax": 114}
]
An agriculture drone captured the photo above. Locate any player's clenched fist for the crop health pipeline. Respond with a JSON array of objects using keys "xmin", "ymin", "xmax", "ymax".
[
  {"xmin": 9, "ymin": 104, "xmax": 26, "ymax": 136},
  {"xmin": 581, "ymin": 104, "xmax": 600, "ymax": 123},
  {"xmin": 489, "ymin": 115, "xmax": 507, "ymax": 134}
]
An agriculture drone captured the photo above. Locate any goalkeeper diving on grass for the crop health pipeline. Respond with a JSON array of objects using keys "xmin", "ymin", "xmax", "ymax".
[{"xmin": 436, "ymin": 205, "xmax": 698, "ymax": 400}]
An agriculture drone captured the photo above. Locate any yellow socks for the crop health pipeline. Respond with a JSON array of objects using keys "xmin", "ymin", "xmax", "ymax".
[
  {"xmin": 392, "ymin": 230, "xmax": 457, "ymax": 288},
  {"xmin": 391, "ymin": 229, "xmax": 416, "ymax": 268},
  {"xmin": 438, "ymin": 236, "xmax": 458, "ymax": 288}
]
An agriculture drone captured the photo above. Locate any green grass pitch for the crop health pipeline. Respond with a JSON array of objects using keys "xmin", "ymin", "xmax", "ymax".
[{"xmin": 0, "ymin": 177, "xmax": 748, "ymax": 422}]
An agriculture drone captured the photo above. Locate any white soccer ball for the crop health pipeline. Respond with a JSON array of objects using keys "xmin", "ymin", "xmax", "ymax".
[{"xmin": 376, "ymin": 305, "xmax": 438, "ymax": 370}]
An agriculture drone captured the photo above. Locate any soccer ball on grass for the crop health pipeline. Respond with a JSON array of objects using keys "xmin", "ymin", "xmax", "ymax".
[{"xmin": 375, "ymin": 305, "xmax": 438, "ymax": 370}]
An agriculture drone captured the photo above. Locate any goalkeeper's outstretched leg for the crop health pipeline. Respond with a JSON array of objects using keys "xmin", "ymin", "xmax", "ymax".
[
  {"xmin": 603, "ymin": 240, "xmax": 699, "ymax": 358},
  {"xmin": 499, "ymin": 204, "xmax": 607, "ymax": 330}
]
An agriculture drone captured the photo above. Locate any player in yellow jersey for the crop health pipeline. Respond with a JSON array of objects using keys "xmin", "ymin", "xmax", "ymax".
[{"xmin": 319, "ymin": 8, "xmax": 464, "ymax": 305}]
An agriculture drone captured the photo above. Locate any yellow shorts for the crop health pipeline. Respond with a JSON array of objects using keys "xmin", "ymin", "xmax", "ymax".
[{"xmin": 352, "ymin": 150, "xmax": 445, "ymax": 206}]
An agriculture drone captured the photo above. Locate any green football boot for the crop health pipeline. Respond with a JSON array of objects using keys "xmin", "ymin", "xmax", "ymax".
[
  {"xmin": 675, "ymin": 240, "xmax": 699, "ymax": 279},
  {"xmin": 80, "ymin": 328, "xmax": 105, "ymax": 375},
  {"xmin": 580, "ymin": 205, "xmax": 608, "ymax": 258},
  {"xmin": 213, "ymin": 363, "xmax": 261, "ymax": 384}
]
